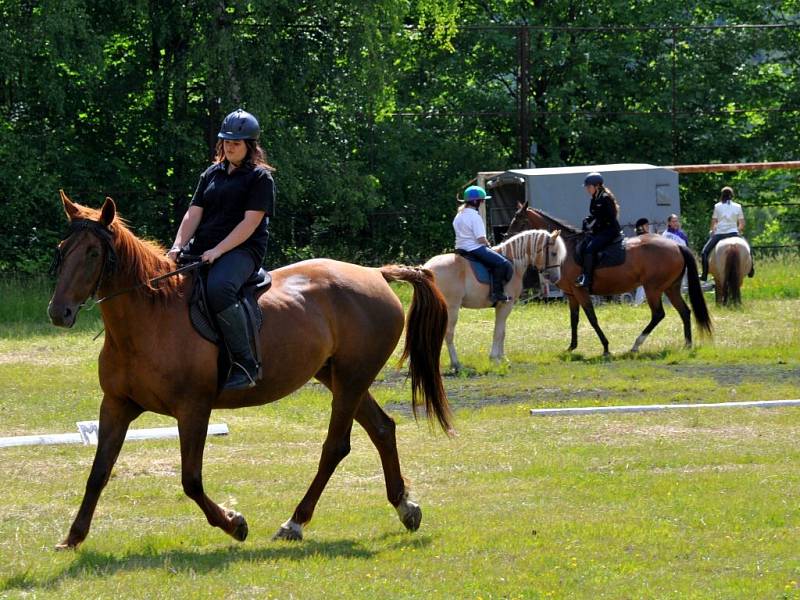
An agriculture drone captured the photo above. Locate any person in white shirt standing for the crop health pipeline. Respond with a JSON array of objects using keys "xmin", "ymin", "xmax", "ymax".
[
  {"xmin": 453, "ymin": 185, "xmax": 513, "ymax": 304},
  {"xmin": 700, "ymin": 186, "xmax": 754, "ymax": 281}
]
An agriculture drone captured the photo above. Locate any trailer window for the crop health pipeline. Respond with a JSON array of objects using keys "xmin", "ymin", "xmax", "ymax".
[{"xmin": 656, "ymin": 184, "xmax": 672, "ymax": 206}]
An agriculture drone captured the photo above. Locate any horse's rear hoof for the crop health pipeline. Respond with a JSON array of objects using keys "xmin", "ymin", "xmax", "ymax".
[
  {"xmin": 55, "ymin": 540, "xmax": 78, "ymax": 551},
  {"xmin": 272, "ymin": 519, "xmax": 303, "ymax": 541},
  {"xmin": 226, "ymin": 510, "xmax": 248, "ymax": 542}
]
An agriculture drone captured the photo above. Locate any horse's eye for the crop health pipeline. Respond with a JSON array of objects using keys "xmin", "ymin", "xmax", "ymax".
[{"xmin": 88, "ymin": 248, "xmax": 100, "ymax": 259}]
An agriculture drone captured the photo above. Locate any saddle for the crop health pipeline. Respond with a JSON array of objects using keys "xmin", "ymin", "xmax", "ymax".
[
  {"xmin": 454, "ymin": 249, "xmax": 512, "ymax": 285},
  {"xmin": 188, "ymin": 265, "xmax": 272, "ymax": 388},
  {"xmin": 575, "ymin": 234, "xmax": 626, "ymax": 269}
]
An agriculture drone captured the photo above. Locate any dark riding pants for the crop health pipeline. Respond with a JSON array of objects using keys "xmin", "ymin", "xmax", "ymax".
[
  {"xmin": 466, "ymin": 246, "xmax": 514, "ymax": 298},
  {"xmin": 205, "ymin": 248, "xmax": 258, "ymax": 313}
]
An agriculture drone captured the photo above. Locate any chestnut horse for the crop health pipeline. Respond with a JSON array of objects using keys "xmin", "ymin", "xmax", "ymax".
[
  {"xmin": 708, "ymin": 237, "xmax": 752, "ymax": 306},
  {"xmin": 423, "ymin": 229, "xmax": 565, "ymax": 371},
  {"xmin": 505, "ymin": 202, "xmax": 711, "ymax": 355},
  {"xmin": 48, "ymin": 191, "xmax": 452, "ymax": 549}
]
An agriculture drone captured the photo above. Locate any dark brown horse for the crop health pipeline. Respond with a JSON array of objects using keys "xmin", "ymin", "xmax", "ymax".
[
  {"xmin": 505, "ymin": 202, "xmax": 712, "ymax": 355},
  {"xmin": 48, "ymin": 191, "xmax": 452, "ymax": 549}
]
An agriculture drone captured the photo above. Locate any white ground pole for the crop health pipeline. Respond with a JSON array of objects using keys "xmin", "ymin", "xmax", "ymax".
[
  {"xmin": 530, "ymin": 399, "xmax": 800, "ymax": 417},
  {"xmin": 0, "ymin": 421, "xmax": 229, "ymax": 449}
]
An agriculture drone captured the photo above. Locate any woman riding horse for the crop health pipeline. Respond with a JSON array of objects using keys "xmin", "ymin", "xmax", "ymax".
[
  {"xmin": 453, "ymin": 185, "xmax": 513, "ymax": 305},
  {"xmin": 575, "ymin": 172, "xmax": 622, "ymax": 292},
  {"xmin": 700, "ymin": 185, "xmax": 755, "ymax": 281},
  {"xmin": 168, "ymin": 108, "xmax": 274, "ymax": 390}
]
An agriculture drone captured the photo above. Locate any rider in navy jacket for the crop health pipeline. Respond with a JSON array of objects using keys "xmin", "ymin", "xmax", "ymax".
[{"xmin": 576, "ymin": 172, "xmax": 621, "ymax": 291}]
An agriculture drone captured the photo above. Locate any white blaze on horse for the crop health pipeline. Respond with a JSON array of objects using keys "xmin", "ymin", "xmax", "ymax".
[
  {"xmin": 423, "ymin": 229, "xmax": 565, "ymax": 371},
  {"xmin": 709, "ymin": 237, "xmax": 752, "ymax": 306}
]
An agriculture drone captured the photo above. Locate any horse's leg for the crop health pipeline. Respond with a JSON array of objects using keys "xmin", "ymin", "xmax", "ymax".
[
  {"xmin": 177, "ymin": 408, "xmax": 249, "ymax": 542},
  {"xmin": 577, "ymin": 292, "xmax": 610, "ymax": 356},
  {"xmin": 444, "ymin": 302, "xmax": 462, "ymax": 372},
  {"xmin": 567, "ymin": 294, "xmax": 580, "ymax": 351},
  {"xmin": 489, "ymin": 300, "xmax": 514, "ymax": 362},
  {"xmin": 274, "ymin": 367, "xmax": 362, "ymax": 541},
  {"xmin": 664, "ymin": 282, "xmax": 692, "ymax": 347},
  {"xmin": 631, "ymin": 289, "xmax": 667, "ymax": 352},
  {"xmin": 354, "ymin": 392, "xmax": 421, "ymax": 532},
  {"xmin": 57, "ymin": 396, "xmax": 143, "ymax": 549}
]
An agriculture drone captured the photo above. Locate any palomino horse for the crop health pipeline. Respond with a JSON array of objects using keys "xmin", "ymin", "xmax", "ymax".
[
  {"xmin": 709, "ymin": 236, "xmax": 752, "ymax": 306},
  {"xmin": 423, "ymin": 229, "xmax": 565, "ymax": 371},
  {"xmin": 48, "ymin": 191, "xmax": 452, "ymax": 549},
  {"xmin": 505, "ymin": 202, "xmax": 712, "ymax": 355}
]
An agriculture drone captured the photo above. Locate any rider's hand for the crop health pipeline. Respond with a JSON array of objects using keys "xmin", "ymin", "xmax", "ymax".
[
  {"xmin": 167, "ymin": 247, "xmax": 181, "ymax": 262},
  {"xmin": 202, "ymin": 247, "xmax": 223, "ymax": 264}
]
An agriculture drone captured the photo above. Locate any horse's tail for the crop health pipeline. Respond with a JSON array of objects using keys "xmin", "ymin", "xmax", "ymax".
[
  {"xmin": 679, "ymin": 245, "xmax": 713, "ymax": 336},
  {"xmin": 723, "ymin": 246, "xmax": 742, "ymax": 306},
  {"xmin": 380, "ymin": 265, "xmax": 453, "ymax": 434}
]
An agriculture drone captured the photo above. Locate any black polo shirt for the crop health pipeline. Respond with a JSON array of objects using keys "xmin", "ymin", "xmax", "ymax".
[{"xmin": 189, "ymin": 161, "xmax": 275, "ymax": 264}]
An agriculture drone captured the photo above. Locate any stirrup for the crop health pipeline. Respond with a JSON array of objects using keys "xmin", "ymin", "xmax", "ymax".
[
  {"xmin": 575, "ymin": 274, "xmax": 587, "ymax": 287},
  {"xmin": 224, "ymin": 361, "xmax": 258, "ymax": 391}
]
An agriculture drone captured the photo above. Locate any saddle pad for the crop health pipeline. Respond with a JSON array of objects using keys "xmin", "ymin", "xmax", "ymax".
[
  {"xmin": 576, "ymin": 236, "xmax": 626, "ymax": 269},
  {"xmin": 454, "ymin": 251, "xmax": 495, "ymax": 285}
]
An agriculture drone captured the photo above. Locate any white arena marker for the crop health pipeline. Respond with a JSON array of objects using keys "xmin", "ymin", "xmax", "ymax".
[
  {"xmin": 0, "ymin": 422, "xmax": 229, "ymax": 449},
  {"xmin": 530, "ymin": 399, "xmax": 800, "ymax": 417}
]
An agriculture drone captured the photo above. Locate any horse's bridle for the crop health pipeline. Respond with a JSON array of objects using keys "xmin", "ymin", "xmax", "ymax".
[
  {"xmin": 50, "ymin": 219, "xmax": 117, "ymax": 304},
  {"xmin": 537, "ymin": 236, "xmax": 560, "ymax": 273},
  {"xmin": 50, "ymin": 218, "xmax": 202, "ymax": 308}
]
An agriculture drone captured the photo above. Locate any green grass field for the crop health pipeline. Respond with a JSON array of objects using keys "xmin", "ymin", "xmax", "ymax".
[{"xmin": 0, "ymin": 256, "xmax": 799, "ymax": 599}]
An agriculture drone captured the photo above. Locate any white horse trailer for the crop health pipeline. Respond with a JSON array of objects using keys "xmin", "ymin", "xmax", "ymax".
[
  {"xmin": 474, "ymin": 163, "xmax": 680, "ymax": 300},
  {"xmin": 478, "ymin": 163, "xmax": 680, "ymax": 242}
]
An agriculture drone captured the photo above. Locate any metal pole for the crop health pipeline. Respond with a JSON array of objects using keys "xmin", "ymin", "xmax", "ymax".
[{"xmin": 518, "ymin": 25, "xmax": 530, "ymax": 168}]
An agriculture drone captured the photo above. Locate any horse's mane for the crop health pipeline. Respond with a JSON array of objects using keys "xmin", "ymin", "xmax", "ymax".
[
  {"xmin": 530, "ymin": 208, "xmax": 580, "ymax": 235},
  {"xmin": 70, "ymin": 203, "xmax": 182, "ymax": 301},
  {"xmin": 494, "ymin": 229, "xmax": 565, "ymax": 270}
]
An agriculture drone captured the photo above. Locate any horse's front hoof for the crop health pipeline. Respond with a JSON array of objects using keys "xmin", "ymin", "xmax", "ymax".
[
  {"xmin": 396, "ymin": 497, "xmax": 422, "ymax": 532},
  {"xmin": 226, "ymin": 510, "xmax": 248, "ymax": 542},
  {"xmin": 272, "ymin": 519, "xmax": 303, "ymax": 541}
]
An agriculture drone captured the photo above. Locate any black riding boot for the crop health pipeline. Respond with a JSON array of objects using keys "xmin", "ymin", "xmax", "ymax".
[
  {"xmin": 575, "ymin": 253, "xmax": 595, "ymax": 292},
  {"xmin": 490, "ymin": 270, "xmax": 511, "ymax": 305},
  {"xmin": 700, "ymin": 253, "xmax": 709, "ymax": 281},
  {"xmin": 216, "ymin": 302, "xmax": 259, "ymax": 391},
  {"xmin": 748, "ymin": 255, "xmax": 755, "ymax": 278}
]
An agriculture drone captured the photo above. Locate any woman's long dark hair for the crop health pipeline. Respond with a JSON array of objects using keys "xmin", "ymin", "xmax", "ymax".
[
  {"xmin": 720, "ymin": 186, "xmax": 734, "ymax": 203},
  {"xmin": 595, "ymin": 184, "xmax": 620, "ymax": 217},
  {"xmin": 214, "ymin": 139, "xmax": 275, "ymax": 171}
]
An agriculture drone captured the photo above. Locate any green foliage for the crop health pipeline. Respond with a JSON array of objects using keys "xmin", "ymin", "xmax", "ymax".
[{"xmin": 0, "ymin": 1, "xmax": 798, "ymax": 272}]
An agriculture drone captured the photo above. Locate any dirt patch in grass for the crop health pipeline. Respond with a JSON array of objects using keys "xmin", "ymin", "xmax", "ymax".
[{"xmin": 0, "ymin": 348, "xmax": 81, "ymax": 366}]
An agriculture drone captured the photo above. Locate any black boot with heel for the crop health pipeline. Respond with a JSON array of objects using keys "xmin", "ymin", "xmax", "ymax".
[{"xmin": 216, "ymin": 302, "xmax": 260, "ymax": 391}]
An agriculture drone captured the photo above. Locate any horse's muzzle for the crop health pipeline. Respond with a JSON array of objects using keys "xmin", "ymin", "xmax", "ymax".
[
  {"xmin": 543, "ymin": 268, "xmax": 561, "ymax": 285},
  {"xmin": 48, "ymin": 300, "xmax": 79, "ymax": 328}
]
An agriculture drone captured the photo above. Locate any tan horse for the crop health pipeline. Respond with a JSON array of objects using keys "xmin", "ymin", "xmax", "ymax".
[
  {"xmin": 47, "ymin": 192, "xmax": 452, "ymax": 549},
  {"xmin": 709, "ymin": 237, "xmax": 752, "ymax": 306},
  {"xmin": 423, "ymin": 229, "xmax": 565, "ymax": 371}
]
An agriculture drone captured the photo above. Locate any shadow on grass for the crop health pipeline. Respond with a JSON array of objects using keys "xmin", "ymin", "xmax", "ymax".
[
  {"xmin": 1, "ymin": 534, "xmax": 433, "ymax": 592},
  {"xmin": 558, "ymin": 347, "xmax": 695, "ymax": 364}
]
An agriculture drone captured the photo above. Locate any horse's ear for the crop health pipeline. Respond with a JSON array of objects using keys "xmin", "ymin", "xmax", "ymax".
[
  {"xmin": 60, "ymin": 190, "xmax": 80, "ymax": 221},
  {"xmin": 516, "ymin": 200, "xmax": 529, "ymax": 210},
  {"xmin": 551, "ymin": 229, "xmax": 561, "ymax": 239},
  {"xmin": 99, "ymin": 197, "xmax": 116, "ymax": 227}
]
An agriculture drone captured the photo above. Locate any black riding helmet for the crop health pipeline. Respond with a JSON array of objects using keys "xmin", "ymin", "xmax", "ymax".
[{"xmin": 218, "ymin": 109, "xmax": 260, "ymax": 140}]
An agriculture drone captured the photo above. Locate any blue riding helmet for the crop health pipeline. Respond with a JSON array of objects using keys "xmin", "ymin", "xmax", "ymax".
[
  {"xmin": 461, "ymin": 185, "xmax": 491, "ymax": 204},
  {"xmin": 583, "ymin": 172, "xmax": 604, "ymax": 186},
  {"xmin": 218, "ymin": 109, "xmax": 260, "ymax": 140}
]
